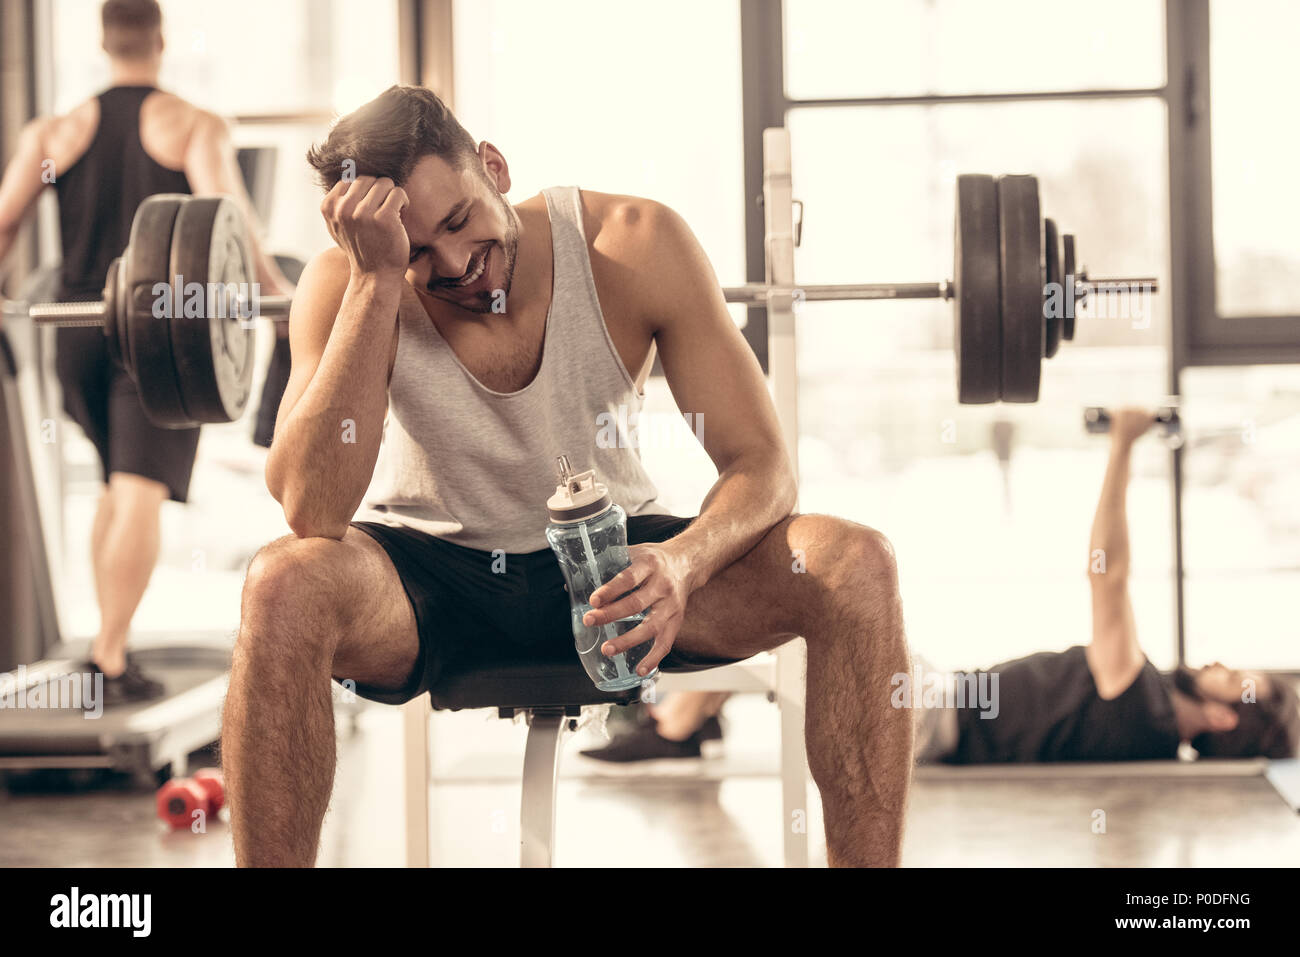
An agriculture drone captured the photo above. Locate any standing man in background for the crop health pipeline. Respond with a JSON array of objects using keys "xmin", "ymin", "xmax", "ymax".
[{"xmin": 0, "ymin": 0, "xmax": 293, "ymax": 703}]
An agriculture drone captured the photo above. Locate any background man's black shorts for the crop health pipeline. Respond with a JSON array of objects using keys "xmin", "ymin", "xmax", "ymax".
[
  {"xmin": 55, "ymin": 326, "xmax": 200, "ymax": 502},
  {"xmin": 346, "ymin": 514, "xmax": 749, "ymax": 705}
]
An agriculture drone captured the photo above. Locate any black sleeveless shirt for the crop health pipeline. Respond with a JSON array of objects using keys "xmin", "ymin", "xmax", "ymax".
[
  {"xmin": 53, "ymin": 86, "xmax": 192, "ymax": 302},
  {"xmin": 951, "ymin": 645, "xmax": 1181, "ymax": 763}
]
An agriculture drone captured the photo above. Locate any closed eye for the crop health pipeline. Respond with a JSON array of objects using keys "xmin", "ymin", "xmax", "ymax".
[
  {"xmin": 408, "ymin": 246, "xmax": 427, "ymax": 264},
  {"xmin": 448, "ymin": 216, "xmax": 470, "ymax": 233}
]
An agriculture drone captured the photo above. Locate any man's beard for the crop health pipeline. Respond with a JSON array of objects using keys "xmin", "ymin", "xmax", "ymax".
[{"xmin": 427, "ymin": 201, "xmax": 520, "ymax": 315}]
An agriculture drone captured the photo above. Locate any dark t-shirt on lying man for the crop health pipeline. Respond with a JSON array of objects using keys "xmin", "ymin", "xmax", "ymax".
[{"xmin": 949, "ymin": 645, "xmax": 1181, "ymax": 763}]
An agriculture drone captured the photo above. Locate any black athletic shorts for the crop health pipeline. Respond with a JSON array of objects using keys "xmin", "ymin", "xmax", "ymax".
[
  {"xmin": 346, "ymin": 513, "xmax": 748, "ymax": 705},
  {"xmin": 55, "ymin": 326, "xmax": 200, "ymax": 503}
]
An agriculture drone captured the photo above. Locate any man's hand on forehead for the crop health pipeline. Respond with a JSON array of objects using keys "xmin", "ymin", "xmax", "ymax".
[{"xmin": 319, "ymin": 175, "xmax": 411, "ymax": 280}]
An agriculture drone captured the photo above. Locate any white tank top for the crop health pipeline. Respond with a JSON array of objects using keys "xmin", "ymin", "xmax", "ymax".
[{"xmin": 354, "ymin": 186, "xmax": 667, "ymax": 552}]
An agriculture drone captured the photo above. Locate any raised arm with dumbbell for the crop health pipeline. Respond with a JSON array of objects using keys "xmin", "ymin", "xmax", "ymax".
[{"xmin": 1085, "ymin": 408, "xmax": 1156, "ymax": 698}]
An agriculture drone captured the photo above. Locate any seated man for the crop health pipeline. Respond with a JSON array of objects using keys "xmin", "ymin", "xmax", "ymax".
[
  {"xmin": 220, "ymin": 86, "xmax": 913, "ymax": 867},
  {"xmin": 590, "ymin": 409, "xmax": 1300, "ymax": 765}
]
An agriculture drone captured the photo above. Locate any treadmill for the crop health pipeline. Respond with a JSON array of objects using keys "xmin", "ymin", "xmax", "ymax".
[{"xmin": 0, "ymin": 292, "xmax": 232, "ymax": 785}]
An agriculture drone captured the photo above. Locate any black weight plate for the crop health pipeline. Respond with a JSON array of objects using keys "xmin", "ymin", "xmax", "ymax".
[
  {"xmin": 953, "ymin": 174, "xmax": 1001, "ymax": 404},
  {"xmin": 1062, "ymin": 233, "xmax": 1077, "ymax": 340},
  {"xmin": 103, "ymin": 257, "xmax": 126, "ymax": 372},
  {"xmin": 1043, "ymin": 218, "xmax": 1062, "ymax": 359},
  {"xmin": 997, "ymin": 175, "xmax": 1043, "ymax": 403},
  {"xmin": 168, "ymin": 196, "xmax": 255, "ymax": 425},
  {"xmin": 124, "ymin": 195, "xmax": 190, "ymax": 428}
]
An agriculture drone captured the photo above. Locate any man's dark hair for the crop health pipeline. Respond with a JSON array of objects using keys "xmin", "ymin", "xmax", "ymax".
[
  {"xmin": 1168, "ymin": 666, "xmax": 1300, "ymax": 759},
  {"xmin": 101, "ymin": 0, "xmax": 162, "ymax": 59},
  {"xmin": 306, "ymin": 86, "xmax": 481, "ymax": 192}
]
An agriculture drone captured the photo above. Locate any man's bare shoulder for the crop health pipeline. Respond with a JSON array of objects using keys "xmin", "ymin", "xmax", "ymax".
[
  {"xmin": 36, "ymin": 98, "xmax": 100, "ymax": 166},
  {"xmin": 578, "ymin": 190, "xmax": 677, "ymax": 253},
  {"xmin": 299, "ymin": 245, "xmax": 351, "ymax": 297},
  {"xmin": 140, "ymin": 91, "xmax": 213, "ymax": 136},
  {"xmin": 578, "ymin": 190, "xmax": 704, "ymax": 315}
]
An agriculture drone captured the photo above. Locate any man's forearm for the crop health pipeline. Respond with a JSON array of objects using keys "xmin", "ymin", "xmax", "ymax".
[
  {"xmin": 1089, "ymin": 437, "xmax": 1134, "ymax": 583},
  {"xmin": 267, "ymin": 274, "xmax": 399, "ymax": 538},
  {"xmin": 669, "ymin": 447, "xmax": 798, "ymax": 593}
]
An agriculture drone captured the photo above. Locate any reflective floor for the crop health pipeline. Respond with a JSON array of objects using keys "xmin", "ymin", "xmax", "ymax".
[{"xmin": 3, "ymin": 692, "xmax": 1297, "ymax": 868}]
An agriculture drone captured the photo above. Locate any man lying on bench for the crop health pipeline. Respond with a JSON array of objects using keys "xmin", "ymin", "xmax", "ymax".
[{"xmin": 585, "ymin": 408, "xmax": 1300, "ymax": 765}]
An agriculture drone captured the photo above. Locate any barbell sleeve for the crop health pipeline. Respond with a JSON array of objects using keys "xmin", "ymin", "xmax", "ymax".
[
  {"xmin": 1076, "ymin": 276, "xmax": 1159, "ymax": 293},
  {"xmin": 27, "ymin": 294, "xmax": 292, "ymax": 327},
  {"xmin": 28, "ymin": 301, "xmax": 108, "ymax": 327}
]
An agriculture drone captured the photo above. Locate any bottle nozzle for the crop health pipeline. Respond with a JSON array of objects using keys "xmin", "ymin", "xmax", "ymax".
[
  {"xmin": 546, "ymin": 454, "xmax": 612, "ymax": 523},
  {"xmin": 556, "ymin": 454, "xmax": 574, "ymax": 486}
]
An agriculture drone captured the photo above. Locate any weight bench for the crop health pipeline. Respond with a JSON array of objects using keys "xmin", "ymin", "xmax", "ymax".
[{"xmin": 401, "ymin": 644, "xmax": 809, "ymax": 867}]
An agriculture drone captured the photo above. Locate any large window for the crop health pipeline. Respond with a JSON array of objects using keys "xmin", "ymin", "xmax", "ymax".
[
  {"xmin": 452, "ymin": 0, "xmax": 745, "ymax": 289},
  {"xmin": 778, "ymin": 1, "xmax": 1174, "ymax": 668},
  {"xmin": 1179, "ymin": 365, "xmax": 1300, "ymax": 670},
  {"xmin": 1175, "ymin": 0, "xmax": 1300, "ymax": 363},
  {"xmin": 785, "ymin": 0, "xmax": 1165, "ymax": 99},
  {"xmin": 1208, "ymin": 0, "xmax": 1300, "ymax": 318}
]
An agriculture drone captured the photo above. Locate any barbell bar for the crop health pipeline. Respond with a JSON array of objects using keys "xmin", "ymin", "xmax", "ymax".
[
  {"xmin": 720, "ymin": 275, "xmax": 1156, "ymax": 306},
  {"xmin": 26, "ymin": 290, "xmax": 291, "ymax": 324},
  {"xmin": 10, "ymin": 176, "xmax": 1158, "ymax": 428}
]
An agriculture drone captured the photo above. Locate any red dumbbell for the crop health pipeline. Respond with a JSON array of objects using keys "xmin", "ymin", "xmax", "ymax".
[{"xmin": 156, "ymin": 768, "xmax": 225, "ymax": 829}]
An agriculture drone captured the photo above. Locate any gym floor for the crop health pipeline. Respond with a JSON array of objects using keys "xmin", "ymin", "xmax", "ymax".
[{"xmin": 5, "ymin": 690, "xmax": 1299, "ymax": 867}]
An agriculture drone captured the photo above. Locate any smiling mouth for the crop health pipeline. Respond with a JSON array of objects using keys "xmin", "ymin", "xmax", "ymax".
[{"xmin": 447, "ymin": 248, "xmax": 489, "ymax": 289}]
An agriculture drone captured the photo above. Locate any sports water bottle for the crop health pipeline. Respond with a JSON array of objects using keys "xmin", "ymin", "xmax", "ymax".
[{"xmin": 544, "ymin": 455, "xmax": 657, "ymax": 691}]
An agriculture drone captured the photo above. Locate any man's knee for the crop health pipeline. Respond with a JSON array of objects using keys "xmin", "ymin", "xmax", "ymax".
[
  {"xmin": 838, "ymin": 523, "xmax": 899, "ymax": 593},
  {"xmin": 786, "ymin": 518, "xmax": 904, "ymax": 653},
  {"xmin": 239, "ymin": 536, "xmax": 352, "ymax": 660},
  {"xmin": 106, "ymin": 471, "xmax": 168, "ymax": 512},
  {"xmin": 789, "ymin": 515, "xmax": 898, "ymax": 592}
]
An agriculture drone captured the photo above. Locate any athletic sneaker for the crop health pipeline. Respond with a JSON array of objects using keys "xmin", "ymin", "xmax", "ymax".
[
  {"xmin": 85, "ymin": 656, "xmax": 166, "ymax": 707},
  {"xmin": 579, "ymin": 715, "xmax": 724, "ymax": 763}
]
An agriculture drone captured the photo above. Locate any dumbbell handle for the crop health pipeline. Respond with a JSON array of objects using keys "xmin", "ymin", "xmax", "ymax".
[
  {"xmin": 1084, "ymin": 406, "xmax": 1181, "ymax": 435},
  {"xmin": 28, "ymin": 294, "xmax": 292, "ymax": 327}
]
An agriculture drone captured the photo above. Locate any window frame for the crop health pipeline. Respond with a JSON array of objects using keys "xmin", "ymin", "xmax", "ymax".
[
  {"xmin": 745, "ymin": 0, "xmax": 1298, "ymax": 672},
  {"xmin": 1167, "ymin": 0, "xmax": 1300, "ymax": 368}
]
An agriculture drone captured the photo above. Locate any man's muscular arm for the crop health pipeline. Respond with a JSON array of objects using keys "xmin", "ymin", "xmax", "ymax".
[
  {"xmin": 265, "ymin": 176, "xmax": 407, "ymax": 539},
  {"xmin": 0, "ymin": 118, "xmax": 52, "ymax": 294},
  {"xmin": 1086, "ymin": 409, "xmax": 1154, "ymax": 699},
  {"xmin": 585, "ymin": 200, "xmax": 798, "ymax": 673},
  {"xmin": 639, "ymin": 201, "xmax": 797, "ymax": 587}
]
